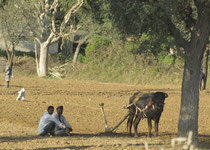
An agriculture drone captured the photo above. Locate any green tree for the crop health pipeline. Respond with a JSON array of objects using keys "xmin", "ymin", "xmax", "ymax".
[
  {"xmin": 59, "ymin": 0, "xmax": 114, "ymax": 64},
  {"xmin": 107, "ymin": 0, "xmax": 210, "ymax": 146}
]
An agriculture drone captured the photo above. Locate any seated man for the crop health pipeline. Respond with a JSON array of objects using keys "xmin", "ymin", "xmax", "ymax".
[
  {"xmin": 53, "ymin": 106, "xmax": 73, "ymax": 136},
  {"xmin": 38, "ymin": 106, "xmax": 66, "ymax": 136}
]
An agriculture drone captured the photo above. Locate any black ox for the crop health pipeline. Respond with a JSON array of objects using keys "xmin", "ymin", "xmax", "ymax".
[{"xmin": 126, "ymin": 91, "xmax": 168, "ymax": 137}]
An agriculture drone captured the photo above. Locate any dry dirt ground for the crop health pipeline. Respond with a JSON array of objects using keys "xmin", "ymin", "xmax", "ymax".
[{"xmin": 0, "ymin": 74, "xmax": 209, "ymax": 150}]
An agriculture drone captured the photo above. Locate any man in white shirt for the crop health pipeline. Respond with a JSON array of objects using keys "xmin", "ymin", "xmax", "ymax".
[
  {"xmin": 53, "ymin": 106, "xmax": 72, "ymax": 136},
  {"xmin": 38, "ymin": 106, "xmax": 66, "ymax": 136}
]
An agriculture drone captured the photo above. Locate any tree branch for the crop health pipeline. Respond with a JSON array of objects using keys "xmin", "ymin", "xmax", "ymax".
[
  {"xmin": 166, "ymin": 16, "xmax": 189, "ymax": 50},
  {"xmin": 60, "ymin": 0, "xmax": 83, "ymax": 34},
  {"xmin": 51, "ymin": 25, "xmax": 81, "ymax": 44},
  {"xmin": 51, "ymin": 0, "xmax": 58, "ymax": 33},
  {"xmin": 74, "ymin": 34, "xmax": 89, "ymax": 44},
  {"xmin": 194, "ymin": 0, "xmax": 203, "ymax": 17},
  {"xmin": 21, "ymin": 9, "xmax": 41, "ymax": 43}
]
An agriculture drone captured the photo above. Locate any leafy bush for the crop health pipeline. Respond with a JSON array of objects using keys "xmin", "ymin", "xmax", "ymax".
[
  {"xmin": 157, "ymin": 54, "xmax": 174, "ymax": 65},
  {"xmin": 0, "ymin": 49, "xmax": 7, "ymax": 58},
  {"xmin": 84, "ymin": 35, "xmax": 111, "ymax": 62}
]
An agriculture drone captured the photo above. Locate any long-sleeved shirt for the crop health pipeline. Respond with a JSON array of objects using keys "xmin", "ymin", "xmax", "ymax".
[
  {"xmin": 5, "ymin": 66, "xmax": 13, "ymax": 81},
  {"xmin": 52, "ymin": 113, "xmax": 72, "ymax": 130},
  {"xmin": 38, "ymin": 112, "xmax": 65, "ymax": 134}
]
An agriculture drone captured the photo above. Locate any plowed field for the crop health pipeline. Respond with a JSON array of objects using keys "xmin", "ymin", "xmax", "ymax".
[{"xmin": 0, "ymin": 74, "xmax": 209, "ymax": 149}]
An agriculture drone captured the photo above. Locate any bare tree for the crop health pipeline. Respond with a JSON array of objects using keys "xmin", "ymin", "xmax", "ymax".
[
  {"xmin": 0, "ymin": 1, "xmax": 27, "ymax": 87},
  {"xmin": 20, "ymin": 0, "xmax": 83, "ymax": 77}
]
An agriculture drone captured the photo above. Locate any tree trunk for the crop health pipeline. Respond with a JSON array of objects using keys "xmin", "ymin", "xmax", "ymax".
[
  {"xmin": 58, "ymin": 38, "xmax": 62, "ymax": 53},
  {"xmin": 72, "ymin": 36, "xmax": 88, "ymax": 64},
  {"xmin": 9, "ymin": 44, "xmax": 15, "ymax": 67},
  {"xmin": 178, "ymin": 46, "xmax": 204, "ymax": 146},
  {"xmin": 5, "ymin": 43, "xmax": 15, "ymax": 69},
  {"xmin": 72, "ymin": 41, "xmax": 83, "ymax": 64},
  {"xmin": 201, "ymin": 46, "xmax": 209, "ymax": 90},
  {"xmin": 69, "ymin": 36, "xmax": 74, "ymax": 54},
  {"xmin": 38, "ymin": 43, "xmax": 49, "ymax": 77}
]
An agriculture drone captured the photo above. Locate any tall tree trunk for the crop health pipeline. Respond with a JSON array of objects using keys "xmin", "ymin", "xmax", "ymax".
[
  {"xmin": 38, "ymin": 43, "xmax": 49, "ymax": 77},
  {"xmin": 201, "ymin": 46, "xmax": 209, "ymax": 90},
  {"xmin": 178, "ymin": 44, "xmax": 205, "ymax": 146},
  {"xmin": 178, "ymin": 9, "xmax": 210, "ymax": 144}
]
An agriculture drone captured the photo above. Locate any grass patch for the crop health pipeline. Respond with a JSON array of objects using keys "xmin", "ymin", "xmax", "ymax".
[{"xmin": 64, "ymin": 42, "xmax": 184, "ymax": 85}]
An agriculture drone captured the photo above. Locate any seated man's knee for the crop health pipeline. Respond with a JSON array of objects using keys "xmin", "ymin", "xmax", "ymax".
[
  {"xmin": 45, "ymin": 121, "xmax": 56, "ymax": 130},
  {"xmin": 40, "ymin": 121, "xmax": 56, "ymax": 136},
  {"xmin": 54, "ymin": 129, "xmax": 67, "ymax": 136}
]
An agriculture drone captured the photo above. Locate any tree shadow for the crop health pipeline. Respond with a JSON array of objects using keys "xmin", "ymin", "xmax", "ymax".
[
  {"xmin": 0, "ymin": 132, "xmax": 140, "ymax": 144},
  {"xmin": 199, "ymin": 134, "xmax": 210, "ymax": 149},
  {"xmin": 71, "ymin": 132, "xmax": 132, "ymax": 138},
  {"xmin": 35, "ymin": 145, "xmax": 94, "ymax": 150},
  {"xmin": 0, "ymin": 135, "xmax": 44, "ymax": 143},
  {"xmin": 51, "ymin": 131, "xmax": 179, "ymax": 139},
  {"xmin": 0, "ymin": 133, "xmax": 209, "ymax": 149}
]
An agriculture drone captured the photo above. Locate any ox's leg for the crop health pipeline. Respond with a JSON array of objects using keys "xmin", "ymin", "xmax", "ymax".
[
  {"xmin": 154, "ymin": 118, "xmax": 160, "ymax": 137},
  {"xmin": 133, "ymin": 115, "xmax": 141, "ymax": 137},
  {"xmin": 147, "ymin": 118, "xmax": 152, "ymax": 137},
  {"xmin": 127, "ymin": 107, "xmax": 135, "ymax": 136},
  {"xmin": 127, "ymin": 113, "xmax": 134, "ymax": 136}
]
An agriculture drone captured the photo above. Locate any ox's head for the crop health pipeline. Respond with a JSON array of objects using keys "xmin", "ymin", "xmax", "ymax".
[
  {"xmin": 152, "ymin": 92, "xmax": 168, "ymax": 105},
  {"xmin": 150, "ymin": 92, "xmax": 168, "ymax": 111}
]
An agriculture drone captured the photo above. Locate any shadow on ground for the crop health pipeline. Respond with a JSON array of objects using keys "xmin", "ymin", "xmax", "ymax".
[{"xmin": 0, "ymin": 133, "xmax": 209, "ymax": 149}]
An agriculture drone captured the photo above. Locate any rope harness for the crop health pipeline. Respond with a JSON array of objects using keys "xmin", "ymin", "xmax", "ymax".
[
  {"xmin": 124, "ymin": 93, "xmax": 164, "ymax": 118},
  {"xmin": 125, "ymin": 92, "xmax": 162, "ymax": 118},
  {"xmin": 134, "ymin": 100, "xmax": 154, "ymax": 118}
]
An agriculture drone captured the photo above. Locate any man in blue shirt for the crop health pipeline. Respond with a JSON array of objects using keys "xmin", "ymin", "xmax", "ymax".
[{"xmin": 38, "ymin": 106, "xmax": 66, "ymax": 136}]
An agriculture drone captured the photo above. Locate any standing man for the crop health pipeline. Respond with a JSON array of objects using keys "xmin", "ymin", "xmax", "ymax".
[
  {"xmin": 38, "ymin": 106, "xmax": 66, "ymax": 136},
  {"xmin": 5, "ymin": 62, "xmax": 13, "ymax": 88},
  {"xmin": 53, "ymin": 106, "xmax": 73, "ymax": 136}
]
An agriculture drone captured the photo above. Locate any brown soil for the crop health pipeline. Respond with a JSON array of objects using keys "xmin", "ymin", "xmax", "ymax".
[{"xmin": 0, "ymin": 74, "xmax": 209, "ymax": 150}]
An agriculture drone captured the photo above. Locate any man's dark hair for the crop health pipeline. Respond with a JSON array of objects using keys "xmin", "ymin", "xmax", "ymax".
[
  {"xmin": 56, "ymin": 105, "xmax": 63, "ymax": 110},
  {"xmin": 47, "ymin": 105, "xmax": 54, "ymax": 111}
]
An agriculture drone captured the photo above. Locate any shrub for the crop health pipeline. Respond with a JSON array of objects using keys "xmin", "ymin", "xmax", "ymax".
[{"xmin": 84, "ymin": 35, "xmax": 111, "ymax": 62}]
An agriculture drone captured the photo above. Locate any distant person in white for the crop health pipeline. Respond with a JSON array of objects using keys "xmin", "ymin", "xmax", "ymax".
[
  {"xmin": 38, "ymin": 106, "xmax": 66, "ymax": 136},
  {"xmin": 53, "ymin": 106, "xmax": 72, "ymax": 136},
  {"xmin": 16, "ymin": 88, "xmax": 25, "ymax": 101}
]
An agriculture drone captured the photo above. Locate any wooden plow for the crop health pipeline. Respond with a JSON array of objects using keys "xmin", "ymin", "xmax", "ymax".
[{"xmin": 99, "ymin": 102, "xmax": 129, "ymax": 132}]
